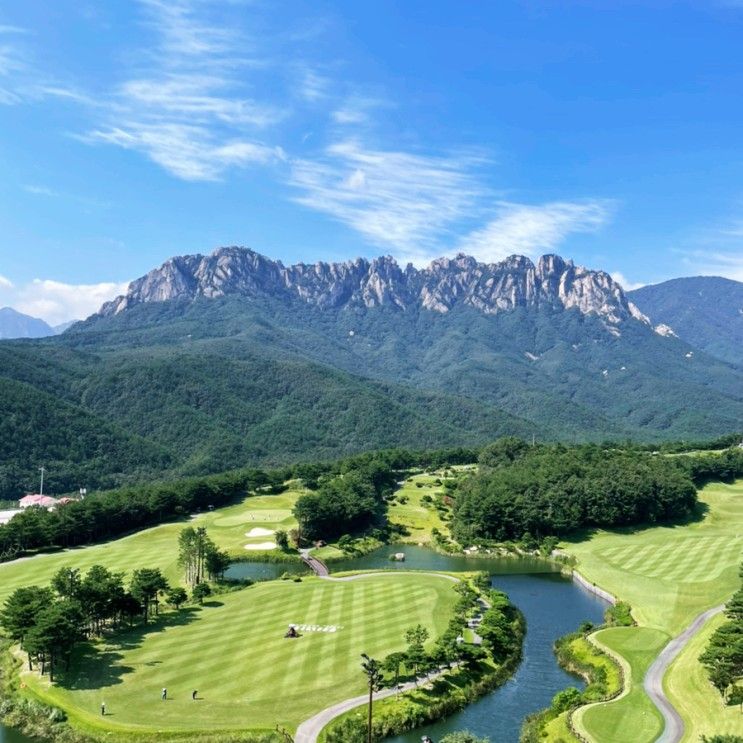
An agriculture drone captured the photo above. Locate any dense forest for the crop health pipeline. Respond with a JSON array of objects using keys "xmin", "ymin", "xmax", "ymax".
[
  {"xmin": 3, "ymin": 279, "xmax": 743, "ymax": 503},
  {"xmin": 450, "ymin": 439, "xmax": 743, "ymax": 542}
]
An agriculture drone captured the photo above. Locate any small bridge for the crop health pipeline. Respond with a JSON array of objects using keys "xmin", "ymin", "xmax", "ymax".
[{"xmin": 299, "ymin": 550, "xmax": 329, "ymax": 577}]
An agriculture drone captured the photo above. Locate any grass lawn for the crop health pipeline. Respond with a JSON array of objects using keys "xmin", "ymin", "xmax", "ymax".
[
  {"xmin": 21, "ymin": 573, "xmax": 458, "ymax": 735},
  {"xmin": 564, "ymin": 480, "xmax": 743, "ymax": 634},
  {"xmin": 0, "ymin": 486, "xmax": 304, "ymax": 606},
  {"xmin": 575, "ymin": 627, "xmax": 665, "ymax": 743},
  {"xmin": 387, "ymin": 472, "xmax": 452, "ymax": 544},
  {"xmin": 664, "ymin": 611, "xmax": 743, "ymax": 742},
  {"xmin": 560, "ymin": 479, "xmax": 743, "ymax": 743}
]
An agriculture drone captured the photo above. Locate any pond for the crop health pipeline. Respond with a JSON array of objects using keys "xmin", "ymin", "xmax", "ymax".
[
  {"xmin": 224, "ymin": 559, "xmax": 309, "ymax": 582},
  {"xmin": 328, "ymin": 545, "xmax": 608, "ymax": 743},
  {"xmin": 0, "ymin": 725, "xmax": 33, "ymax": 743}
]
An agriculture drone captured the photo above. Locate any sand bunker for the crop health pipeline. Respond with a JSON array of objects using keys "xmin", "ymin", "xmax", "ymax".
[
  {"xmin": 245, "ymin": 527, "xmax": 275, "ymax": 538},
  {"xmin": 244, "ymin": 541, "xmax": 277, "ymax": 550}
]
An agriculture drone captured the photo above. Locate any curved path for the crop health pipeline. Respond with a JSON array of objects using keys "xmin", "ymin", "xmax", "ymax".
[
  {"xmin": 643, "ymin": 604, "xmax": 724, "ymax": 743},
  {"xmin": 295, "ymin": 667, "xmax": 452, "ymax": 743}
]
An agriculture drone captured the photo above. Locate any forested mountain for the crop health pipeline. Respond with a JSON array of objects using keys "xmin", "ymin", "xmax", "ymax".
[
  {"xmin": 0, "ymin": 307, "xmax": 55, "ymax": 339},
  {"xmin": 1, "ymin": 246, "xmax": 742, "ymax": 500},
  {"xmin": 629, "ymin": 276, "xmax": 743, "ymax": 365}
]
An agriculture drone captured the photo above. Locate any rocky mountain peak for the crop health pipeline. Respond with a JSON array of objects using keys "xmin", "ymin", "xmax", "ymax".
[{"xmin": 97, "ymin": 246, "xmax": 650, "ymax": 330}]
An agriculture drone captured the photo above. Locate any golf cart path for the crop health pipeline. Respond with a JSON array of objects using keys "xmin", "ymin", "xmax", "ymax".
[
  {"xmin": 643, "ymin": 604, "xmax": 725, "ymax": 743},
  {"xmin": 294, "ymin": 666, "xmax": 451, "ymax": 743}
]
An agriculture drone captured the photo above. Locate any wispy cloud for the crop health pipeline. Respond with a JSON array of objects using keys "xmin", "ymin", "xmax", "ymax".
[
  {"xmin": 677, "ymin": 216, "xmax": 743, "ymax": 282},
  {"xmin": 0, "ymin": 278, "xmax": 129, "ymax": 325},
  {"xmin": 458, "ymin": 200, "xmax": 613, "ymax": 264},
  {"xmin": 680, "ymin": 249, "xmax": 743, "ymax": 282},
  {"xmin": 291, "ymin": 139, "xmax": 490, "ymax": 261},
  {"xmin": 83, "ymin": 0, "xmax": 284, "ymax": 181}
]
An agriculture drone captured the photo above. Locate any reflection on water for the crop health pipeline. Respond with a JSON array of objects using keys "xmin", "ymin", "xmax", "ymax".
[{"xmin": 224, "ymin": 560, "xmax": 309, "ymax": 582}]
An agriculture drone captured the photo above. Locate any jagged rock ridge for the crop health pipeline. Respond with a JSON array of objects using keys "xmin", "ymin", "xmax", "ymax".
[{"xmin": 99, "ymin": 246, "xmax": 650, "ymax": 328}]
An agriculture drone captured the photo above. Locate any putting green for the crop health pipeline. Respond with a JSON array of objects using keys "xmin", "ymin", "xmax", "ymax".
[
  {"xmin": 563, "ymin": 479, "xmax": 743, "ymax": 743},
  {"xmin": 0, "ymin": 487, "xmax": 303, "ymax": 606},
  {"xmin": 22, "ymin": 573, "xmax": 458, "ymax": 735}
]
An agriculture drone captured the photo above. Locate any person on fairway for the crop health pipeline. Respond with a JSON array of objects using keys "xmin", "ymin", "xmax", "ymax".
[
  {"xmin": 101, "ymin": 702, "xmax": 106, "ymax": 716},
  {"xmin": 162, "ymin": 688, "xmax": 167, "ymax": 700},
  {"xmin": 192, "ymin": 690, "xmax": 197, "ymax": 700}
]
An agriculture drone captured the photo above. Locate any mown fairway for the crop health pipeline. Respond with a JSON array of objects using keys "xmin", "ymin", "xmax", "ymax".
[
  {"xmin": 387, "ymin": 472, "xmax": 451, "ymax": 544},
  {"xmin": 564, "ymin": 479, "xmax": 743, "ymax": 743},
  {"xmin": 0, "ymin": 488, "xmax": 302, "ymax": 606},
  {"xmin": 566, "ymin": 480, "xmax": 743, "ymax": 634},
  {"xmin": 22, "ymin": 573, "xmax": 457, "ymax": 734}
]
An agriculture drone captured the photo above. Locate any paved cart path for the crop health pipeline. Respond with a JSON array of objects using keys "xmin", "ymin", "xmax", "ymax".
[{"xmin": 644, "ymin": 604, "xmax": 725, "ymax": 743}]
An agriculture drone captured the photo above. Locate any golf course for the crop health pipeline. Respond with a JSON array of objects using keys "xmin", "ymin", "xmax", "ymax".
[
  {"xmin": 561, "ymin": 478, "xmax": 743, "ymax": 742},
  {"xmin": 0, "ymin": 486, "xmax": 304, "ymax": 606},
  {"xmin": 19, "ymin": 572, "xmax": 458, "ymax": 736}
]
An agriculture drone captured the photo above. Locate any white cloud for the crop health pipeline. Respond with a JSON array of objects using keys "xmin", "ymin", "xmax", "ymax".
[
  {"xmin": 0, "ymin": 278, "xmax": 129, "ymax": 325},
  {"xmin": 458, "ymin": 200, "xmax": 613, "ymax": 264},
  {"xmin": 291, "ymin": 139, "xmax": 489, "ymax": 260},
  {"xmin": 610, "ymin": 272, "xmax": 645, "ymax": 291},
  {"xmin": 81, "ymin": 0, "xmax": 284, "ymax": 181}
]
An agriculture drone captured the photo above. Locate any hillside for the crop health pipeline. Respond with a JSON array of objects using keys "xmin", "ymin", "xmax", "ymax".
[
  {"xmin": 1, "ymin": 247, "xmax": 743, "ymax": 499},
  {"xmin": 629, "ymin": 276, "xmax": 743, "ymax": 365}
]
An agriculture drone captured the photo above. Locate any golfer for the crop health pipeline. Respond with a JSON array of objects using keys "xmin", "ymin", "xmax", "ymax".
[
  {"xmin": 162, "ymin": 687, "xmax": 167, "ymax": 700},
  {"xmin": 101, "ymin": 702, "xmax": 106, "ymax": 716},
  {"xmin": 192, "ymin": 690, "xmax": 197, "ymax": 700}
]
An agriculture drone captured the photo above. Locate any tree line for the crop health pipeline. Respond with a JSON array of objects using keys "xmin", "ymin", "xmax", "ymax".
[
  {"xmin": 326, "ymin": 576, "xmax": 523, "ymax": 743},
  {"xmin": 0, "ymin": 446, "xmax": 477, "ymax": 563},
  {"xmin": 700, "ymin": 562, "xmax": 743, "ymax": 706},
  {"xmin": 450, "ymin": 439, "xmax": 743, "ymax": 541}
]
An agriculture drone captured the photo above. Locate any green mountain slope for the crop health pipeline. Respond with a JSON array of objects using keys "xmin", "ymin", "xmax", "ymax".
[{"xmin": 629, "ymin": 276, "xmax": 743, "ymax": 365}]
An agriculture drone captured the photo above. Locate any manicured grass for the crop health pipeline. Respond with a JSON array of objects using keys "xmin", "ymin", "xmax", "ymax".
[
  {"xmin": 0, "ymin": 486, "xmax": 303, "ymax": 605},
  {"xmin": 387, "ymin": 472, "xmax": 452, "ymax": 544},
  {"xmin": 565, "ymin": 480, "xmax": 743, "ymax": 634},
  {"xmin": 576, "ymin": 627, "xmax": 665, "ymax": 743},
  {"xmin": 21, "ymin": 573, "xmax": 458, "ymax": 735},
  {"xmin": 664, "ymin": 611, "xmax": 743, "ymax": 742},
  {"xmin": 560, "ymin": 479, "xmax": 743, "ymax": 743}
]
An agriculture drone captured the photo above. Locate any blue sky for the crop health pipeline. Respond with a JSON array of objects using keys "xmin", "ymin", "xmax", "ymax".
[{"xmin": 1, "ymin": 0, "xmax": 742, "ymax": 322}]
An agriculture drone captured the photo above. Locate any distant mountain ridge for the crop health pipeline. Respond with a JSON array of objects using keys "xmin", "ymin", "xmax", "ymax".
[
  {"xmin": 99, "ymin": 247, "xmax": 651, "ymax": 333},
  {"xmin": 2, "ymin": 246, "xmax": 743, "ymax": 500},
  {"xmin": 0, "ymin": 307, "xmax": 54, "ymax": 339},
  {"xmin": 629, "ymin": 276, "xmax": 743, "ymax": 365}
]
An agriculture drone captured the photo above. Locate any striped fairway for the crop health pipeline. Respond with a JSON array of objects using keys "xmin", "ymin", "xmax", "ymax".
[
  {"xmin": 564, "ymin": 479, "xmax": 743, "ymax": 743},
  {"xmin": 22, "ymin": 573, "xmax": 458, "ymax": 734},
  {"xmin": 566, "ymin": 480, "xmax": 743, "ymax": 633}
]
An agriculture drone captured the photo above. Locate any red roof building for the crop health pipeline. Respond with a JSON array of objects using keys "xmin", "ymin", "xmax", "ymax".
[{"xmin": 19, "ymin": 494, "xmax": 58, "ymax": 509}]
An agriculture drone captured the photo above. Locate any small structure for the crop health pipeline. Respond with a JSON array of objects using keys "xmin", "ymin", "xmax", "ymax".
[
  {"xmin": 56, "ymin": 497, "xmax": 77, "ymax": 507},
  {"xmin": 18, "ymin": 494, "xmax": 57, "ymax": 510}
]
